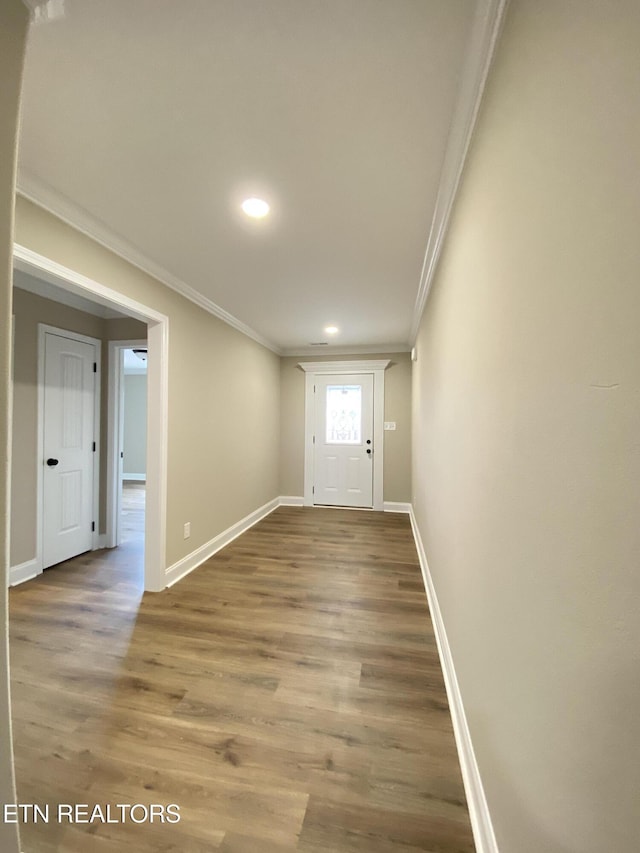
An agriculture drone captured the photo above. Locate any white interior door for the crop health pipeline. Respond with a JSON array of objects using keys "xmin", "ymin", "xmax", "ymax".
[
  {"xmin": 314, "ymin": 374, "xmax": 374, "ymax": 507},
  {"xmin": 42, "ymin": 332, "xmax": 96, "ymax": 568}
]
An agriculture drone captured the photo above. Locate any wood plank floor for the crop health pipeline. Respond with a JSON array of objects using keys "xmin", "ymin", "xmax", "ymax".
[{"xmin": 9, "ymin": 505, "xmax": 474, "ymax": 852}]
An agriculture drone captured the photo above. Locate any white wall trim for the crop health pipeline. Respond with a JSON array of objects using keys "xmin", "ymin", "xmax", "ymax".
[
  {"xmin": 283, "ymin": 344, "xmax": 410, "ymax": 357},
  {"xmin": 298, "ymin": 359, "xmax": 391, "ymax": 374},
  {"xmin": 14, "ymin": 244, "xmax": 167, "ymax": 325},
  {"xmin": 410, "ymin": 0, "xmax": 509, "ymax": 343},
  {"xmin": 122, "ymin": 473, "xmax": 146, "ymax": 482},
  {"xmin": 165, "ymin": 498, "xmax": 279, "ymax": 588},
  {"xmin": 383, "ymin": 501, "xmax": 412, "ymax": 513},
  {"xmin": 279, "ymin": 495, "xmax": 304, "ymax": 507},
  {"xmin": 300, "ymin": 361, "xmax": 389, "ymax": 512},
  {"xmin": 9, "ymin": 558, "xmax": 40, "ymax": 587},
  {"xmin": 409, "ymin": 507, "xmax": 499, "ymax": 853},
  {"xmin": 279, "ymin": 497, "xmax": 411, "ymax": 514},
  {"xmin": 8, "ymin": 315, "xmax": 17, "ymax": 588},
  {"xmin": 16, "ymin": 175, "xmax": 280, "ymax": 355},
  {"xmin": 14, "ymin": 244, "xmax": 168, "ymax": 592}
]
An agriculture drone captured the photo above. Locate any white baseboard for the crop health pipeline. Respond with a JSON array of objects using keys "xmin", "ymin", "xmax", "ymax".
[
  {"xmin": 383, "ymin": 501, "xmax": 412, "ymax": 513},
  {"xmin": 9, "ymin": 558, "xmax": 41, "ymax": 587},
  {"xmin": 409, "ymin": 507, "xmax": 498, "ymax": 853},
  {"xmin": 278, "ymin": 497, "xmax": 411, "ymax": 513},
  {"xmin": 279, "ymin": 495, "xmax": 304, "ymax": 506},
  {"xmin": 165, "ymin": 497, "xmax": 280, "ymax": 587},
  {"xmin": 122, "ymin": 473, "xmax": 146, "ymax": 482}
]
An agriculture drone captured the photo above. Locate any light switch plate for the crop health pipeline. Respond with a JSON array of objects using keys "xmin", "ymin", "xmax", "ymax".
[{"xmin": 384, "ymin": 422, "xmax": 396, "ymax": 430}]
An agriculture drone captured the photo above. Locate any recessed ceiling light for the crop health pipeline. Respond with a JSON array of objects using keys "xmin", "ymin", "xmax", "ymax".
[
  {"xmin": 241, "ymin": 197, "xmax": 270, "ymax": 218},
  {"xmin": 324, "ymin": 326, "xmax": 339, "ymax": 335}
]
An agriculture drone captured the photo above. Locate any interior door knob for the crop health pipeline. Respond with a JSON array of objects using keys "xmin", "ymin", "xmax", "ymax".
[
  {"xmin": 366, "ymin": 449, "xmax": 372, "ymax": 455},
  {"xmin": 46, "ymin": 458, "xmax": 59, "ymax": 467}
]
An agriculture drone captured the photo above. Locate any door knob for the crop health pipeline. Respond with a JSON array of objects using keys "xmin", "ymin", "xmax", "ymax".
[
  {"xmin": 366, "ymin": 449, "xmax": 371, "ymax": 455},
  {"xmin": 46, "ymin": 458, "xmax": 59, "ymax": 467}
]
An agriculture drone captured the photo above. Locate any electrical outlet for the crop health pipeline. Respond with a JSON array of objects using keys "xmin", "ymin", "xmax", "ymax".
[
  {"xmin": 183, "ymin": 522, "xmax": 191, "ymax": 539},
  {"xmin": 384, "ymin": 421, "xmax": 396, "ymax": 430}
]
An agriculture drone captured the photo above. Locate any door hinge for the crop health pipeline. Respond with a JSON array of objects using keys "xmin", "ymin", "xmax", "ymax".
[
  {"xmin": 313, "ymin": 384, "xmax": 316, "ymax": 393},
  {"xmin": 93, "ymin": 362, "xmax": 97, "ymax": 373},
  {"xmin": 312, "ymin": 435, "xmax": 315, "ymax": 444},
  {"xmin": 312, "ymin": 486, "xmax": 315, "ymax": 494},
  {"xmin": 91, "ymin": 521, "xmax": 95, "ymax": 532},
  {"xmin": 120, "ymin": 451, "xmax": 124, "ymax": 459},
  {"xmin": 92, "ymin": 441, "xmax": 96, "ymax": 452}
]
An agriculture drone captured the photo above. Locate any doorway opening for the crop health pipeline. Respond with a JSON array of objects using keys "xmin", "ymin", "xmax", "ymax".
[
  {"xmin": 107, "ymin": 341, "xmax": 148, "ymax": 569},
  {"xmin": 11, "ymin": 244, "xmax": 168, "ymax": 592}
]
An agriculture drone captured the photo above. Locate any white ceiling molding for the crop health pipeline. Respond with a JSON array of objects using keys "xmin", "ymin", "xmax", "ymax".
[
  {"xmin": 298, "ymin": 360, "xmax": 391, "ymax": 374},
  {"xmin": 13, "ymin": 267, "xmax": 126, "ymax": 319},
  {"xmin": 13, "ymin": 243, "xmax": 168, "ymax": 325},
  {"xmin": 282, "ymin": 344, "xmax": 410, "ymax": 358},
  {"xmin": 409, "ymin": 0, "xmax": 509, "ymax": 344},
  {"xmin": 16, "ymin": 172, "xmax": 282, "ymax": 355}
]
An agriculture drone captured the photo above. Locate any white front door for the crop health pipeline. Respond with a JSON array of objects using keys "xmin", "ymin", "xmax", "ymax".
[
  {"xmin": 313, "ymin": 374, "xmax": 374, "ymax": 507},
  {"xmin": 42, "ymin": 332, "xmax": 96, "ymax": 568}
]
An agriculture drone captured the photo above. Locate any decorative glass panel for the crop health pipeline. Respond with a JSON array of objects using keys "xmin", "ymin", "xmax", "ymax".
[{"xmin": 326, "ymin": 385, "xmax": 362, "ymax": 444}]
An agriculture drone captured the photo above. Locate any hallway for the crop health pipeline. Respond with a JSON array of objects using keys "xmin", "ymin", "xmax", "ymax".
[
  {"xmin": 9, "ymin": 506, "xmax": 472, "ymax": 852},
  {"xmin": 120, "ymin": 480, "xmax": 145, "ymax": 555}
]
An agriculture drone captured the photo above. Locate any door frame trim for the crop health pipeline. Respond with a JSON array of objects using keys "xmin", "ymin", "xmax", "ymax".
[
  {"xmin": 13, "ymin": 244, "xmax": 168, "ymax": 592},
  {"xmin": 299, "ymin": 360, "xmax": 390, "ymax": 511},
  {"xmin": 106, "ymin": 339, "xmax": 147, "ymax": 549},
  {"xmin": 37, "ymin": 324, "xmax": 102, "ymax": 570}
]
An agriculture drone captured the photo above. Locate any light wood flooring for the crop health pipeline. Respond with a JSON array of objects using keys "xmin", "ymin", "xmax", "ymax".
[
  {"xmin": 9, "ymin": 504, "xmax": 474, "ymax": 852},
  {"xmin": 119, "ymin": 480, "xmax": 145, "ymax": 580}
]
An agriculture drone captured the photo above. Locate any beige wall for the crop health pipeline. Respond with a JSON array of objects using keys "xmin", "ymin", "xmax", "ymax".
[
  {"xmin": 1, "ymin": 4, "xmax": 29, "ymax": 852},
  {"xmin": 15, "ymin": 197, "xmax": 281, "ymax": 568},
  {"xmin": 123, "ymin": 372, "xmax": 147, "ymax": 476},
  {"xmin": 10, "ymin": 288, "xmax": 147, "ymax": 566},
  {"xmin": 280, "ymin": 353, "xmax": 411, "ymax": 502},
  {"xmin": 106, "ymin": 317, "xmax": 149, "ymax": 341},
  {"xmin": 412, "ymin": 2, "xmax": 640, "ymax": 851}
]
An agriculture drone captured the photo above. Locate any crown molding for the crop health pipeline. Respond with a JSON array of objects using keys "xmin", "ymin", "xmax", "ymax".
[
  {"xmin": 282, "ymin": 343, "xmax": 410, "ymax": 358},
  {"xmin": 297, "ymin": 360, "xmax": 391, "ymax": 374},
  {"xmin": 410, "ymin": 0, "xmax": 509, "ymax": 344},
  {"xmin": 16, "ymin": 172, "xmax": 282, "ymax": 355}
]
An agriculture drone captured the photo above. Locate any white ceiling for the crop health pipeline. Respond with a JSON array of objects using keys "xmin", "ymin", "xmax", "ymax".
[
  {"xmin": 123, "ymin": 348, "xmax": 147, "ymax": 374},
  {"xmin": 18, "ymin": 0, "xmax": 479, "ymax": 353}
]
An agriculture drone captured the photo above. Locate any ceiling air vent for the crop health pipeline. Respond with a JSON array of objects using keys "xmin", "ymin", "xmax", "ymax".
[{"xmin": 309, "ymin": 342, "xmax": 328, "ymax": 346}]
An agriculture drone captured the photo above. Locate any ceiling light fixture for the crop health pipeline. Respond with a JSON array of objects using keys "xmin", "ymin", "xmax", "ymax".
[
  {"xmin": 324, "ymin": 326, "xmax": 339, "ymax": 335},
  {"xmin": 241, "ymin": 197, "xmax": 270, "ymax": 218}
]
